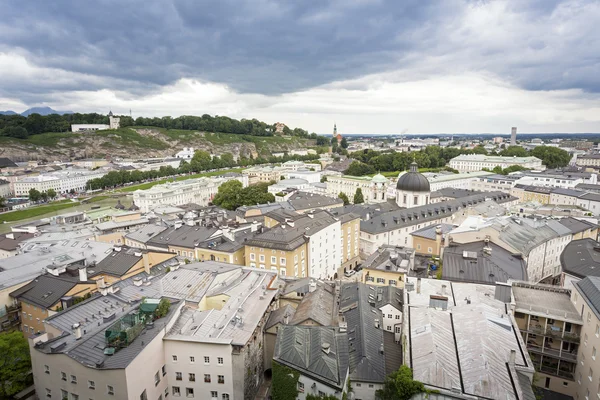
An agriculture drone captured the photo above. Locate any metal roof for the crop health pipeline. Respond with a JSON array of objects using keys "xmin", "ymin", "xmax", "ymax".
[
  {"xmin": 274, "ymin": 325, "xmax": 349, "ymax": 390},
  {"xmin": 124, "ymin": 224, "xmax": 168, "ymax": 244},
  {"xmin": 574, "ymin": 276, "xmax": 600, "ymax": 320},
  {"xmin": 411, "ymin": 223, "xmax": 455, "ymax": 240},
  {"xmin": 265, "ymin": 304, "xmax": 296, "ymax": 330},
  {"xmin": 147, "ymin": 225, "xmax": 219, "ymax": 249},
  {"xmin": 442, "ymin": 241, "xmax": 527, "ymax": 285},
  {"xmin": 512, "ymin": 282, "xmax": 582, "ymax": 323},
  {"xmin": 11, "ymin": 274, "xmax": 80, "ymax": 309},
  {"xmin": 560, "ymin": 238, "xmax": 600, "ymax": 279},
  {"xmin": 290, "ymin": 281, "xmax": 335, "ymax": 326}
]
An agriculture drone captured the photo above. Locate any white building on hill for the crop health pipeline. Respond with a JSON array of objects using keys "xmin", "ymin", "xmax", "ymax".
[
  {"xmin": 133, "ymin": 177, "xmax": 227, "ymax": 212},
  {"xmin": 448, "ymin": 154, "xmax": 544, "ymax": 172},
  {"xmin": 14, "ymin": 169, "xmax": 107, "ymax": 196}
]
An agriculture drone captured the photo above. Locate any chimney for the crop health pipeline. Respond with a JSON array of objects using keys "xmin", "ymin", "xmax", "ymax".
[
  {"xmin": 5, "ymin": 233, "xmax": 14, "ymax": 240},
  {"xmin": 251, "ymin": 221, "xmax": 259, "ymax": 232},
  {"xmin": 441, "ymin": 284, "xmax": 447, "ymax": 296},
  {"xmin": 509, "ymin": 349, "xmax": 516, "ymax": 366},
  {"xmin": 72, "ymin": 323, "xmax": 82, "ymax": 340},
  {"xmin": 222, "ymin": 227, "xmax": 234, "ymax": 241},
  {"xmin": 133, "ymin": 277, "xmax": 143, "ymax": 287},
  {"xmin": 417, "ymin": 278, "xmax": 421, "ymax": 294},
  {"xmin": 78, "ymin": 266, "xmax": 88, "ymax": 282},
  {"xmin": 283, "ymin": 312, "xmax": 290, "ymax": 325},
  {"xmin": 142, "ymin": 252, "xmax": 151, "ymax": 274}
]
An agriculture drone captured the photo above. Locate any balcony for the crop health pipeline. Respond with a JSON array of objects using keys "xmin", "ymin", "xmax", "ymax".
[
  {"xmin": 527, "ymin": 344, "xmax": 578, "ymax": 362},
  {"xmin": 521, "ymin": 325, "xmax": 581, "ymax": 343},
  {"xmin": 539, "ymin": 365, "xmax": 575, "ymax": 380}
]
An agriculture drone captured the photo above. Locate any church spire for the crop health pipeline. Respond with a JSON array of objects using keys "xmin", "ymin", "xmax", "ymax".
[{"xmin": 333, "ymin": 123, "xmax": 337, "ymax": 138}]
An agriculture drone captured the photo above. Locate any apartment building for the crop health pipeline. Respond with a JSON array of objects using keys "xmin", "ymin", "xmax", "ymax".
[
  {"xmin": 426, "ymin": 170, "xmax": 493, "ymax": 191},
  {"xmin": 242, "ymin": 166, "xmax": 285, "ymax": 185},
  {"xmin": 132, "ymin": 177, "xmax": 227, "ymax": 212},
  {"xmin": 512, "ymin": 282, "xmax": 583, "ymax": 396},
  {"xmin": 339, "ymin": 213, "xmax": 361, "ymax": 271},
  {"xmin": 575, "ymin": 154, "xmax": 600, "ymax": 167},
  {"xmin": 361, "ymin": 245, "xmax": 414, "ymax": 289},
  {"xmin": 14, "ymin": 168, "xmax": 107, "ymax": 196},
  {"xmin": 510, "ymin": 184, "xmax": 553, "ymax": 204},
  {"xmin": 326, "ymin": 174, "xmax": 389, "ymax": 204},
  {"xmin": 359, "ymin": 191, "xmax": 516, "ymax": 255},
  {"xmin": 470, "ymin": 173, "xmax": 519, "ymax": 193},
  {"xmin": 570, "ymin": 277, "xmax": 600, "ymax": 400},
  {"xmin": 409, "ymin": 223, "xmax": 453, "ymax": 256},
  {"xmin": 245, "ymin": 210, "xmax": 343, "ymax": 279},
  {"xmin": 448, "ymin": 154, "xmax": 544, "ymax": 172}
]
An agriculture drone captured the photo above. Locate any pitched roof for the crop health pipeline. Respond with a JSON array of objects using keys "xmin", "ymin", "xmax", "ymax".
[
  {"xmin": 287, "ymin": 191, "xmax": 343, "ymax": 211},
  {"xmin": 410, "ymin": 223, "xmax": 455, "ymax": 240},
  {"xmin": 0, "ymin": 157, "xmax": 18, "ymax": 168},
  {"xmin": 442, "ymin": 241, "xmax": 527, "ymax": 284},
  {"xmin": 560, "ymin": 238, "xmax": 600, "ymax": 279},
  {"xmin": 146, "ymin": 225, "xmax": 219, "ymax": 249},
  {"xmin": 11, "ymin": 274, "xmax": 80, "ymax": 308},
  {"xmin": 266, "ymin": 304, "xmax": 296, "ymax": 330},
  {"xmin": 124, "ymin": 225, "xmax": 168, "ymax": 244},
  {"xmin": 575, "ymin": 276, "xmax": 600, "ymax": 319},
  {"xmin": 92, "ymin": 248, "xmax": 143, "ymax": 277},
  {"xmin": 0, "ymin": 232, "xmax": 34, "ymax": 251},
  {"xmin": 274, "ymin": 325, "xmax": 349, "ymax": 390},
  {"xmin": 290, "ymin": 281, "xmax": 335, "ymax": 326},
  {"xmin": 362, "ymin": 192, "xmax": 516, "ymax": 234},
  {"xmin": 557, "ymin": 217, "xmax": 599, "ymax": 234}
]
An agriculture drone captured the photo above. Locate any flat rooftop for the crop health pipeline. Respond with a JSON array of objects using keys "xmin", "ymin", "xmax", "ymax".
[{"xmin": 512, "ymin": 282, "xmax": 582, "ymax": 323}]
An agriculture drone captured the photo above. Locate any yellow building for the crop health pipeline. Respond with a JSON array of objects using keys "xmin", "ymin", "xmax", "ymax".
[
  {"xmin": 244, "ymin": 230, "xmax": 308, "ymax": 278},
  {"xmin": 410, "ymin": 223, "xmax": 454, "ymax": 257},
  {"xmin": 510, "ymin": 184, "xmax": 552, "ymax": 204},
  {"xmin": 340, "ymin": 213, "xmax": 361, "ymax": 271},
  {"xmin": 361, "ymin": 246, "xmax": 414, "ymax": 288}
]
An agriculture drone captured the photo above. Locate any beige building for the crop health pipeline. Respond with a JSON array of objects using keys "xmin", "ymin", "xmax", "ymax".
[
  {"xmin": 570, "ymin": 276, "xmax": 600, "ymax": 400},
  {"xmin": 510, "ymin": 184, "xmax": 553, "ymax": 204},
  {"xmin": 242, "ymin": 166, "xmax": 285, "ymax": 185},
  {"xmin": 512, "ymin": 282, "xmax": 582, "ymax": 396},
  {"xmin": 361, "ymin": 246, "xmax": 414, "ymax": 289},
  {"xmin": 339, "ymin": 213, "xmax": 361, "ymax": 271},
  {"xmin": 244, "ymin": 233, "xmax": 308, "ymax": 278},
  {"xmin": 410, "ymin": 223, "xmax": 453, "ymax": 257},
  {"xmin": 326, "ymin": 174, "xmax": 389, "ymax": 204}
]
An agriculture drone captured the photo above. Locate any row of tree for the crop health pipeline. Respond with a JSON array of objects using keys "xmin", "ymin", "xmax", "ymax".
[
  {"xmin": 212, "ymin": 180, "xmax": 275, "ymax": 210},
  {"xmin": 345, "ymin": 145, "xmax": 571, "ymax": 175},
  {"xmin": 85, "ymin": 150, "xmax": 320, "ymax": 191},
  {"xmin": 28, "ymin": 188, "xmax": 57, "ymax": 202},
  {"xmin": 0, "ymin": 112, "xmax": 323, "ymax": 140}
]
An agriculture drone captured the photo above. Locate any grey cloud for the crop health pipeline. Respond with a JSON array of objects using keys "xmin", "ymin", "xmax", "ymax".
[{"xmin": 0, "ymin": 0, "xmax": 599, "ymax": 105}]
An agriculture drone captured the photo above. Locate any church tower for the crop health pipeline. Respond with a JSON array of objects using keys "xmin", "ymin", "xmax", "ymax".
[
  {"xmin": 333, "ymin": 123, "xmax": 337, "ymax": 138},
  {"xmin": 108, "ymin": 110, "xmax": 120, "ymax": 130}
]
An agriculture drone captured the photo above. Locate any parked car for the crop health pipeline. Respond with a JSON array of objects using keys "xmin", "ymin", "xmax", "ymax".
[{"xmin": 344, "ymin": 270, "xmax": 356, "ymax": 278}]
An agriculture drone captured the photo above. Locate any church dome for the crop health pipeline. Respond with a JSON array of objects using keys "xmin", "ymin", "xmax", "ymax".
[
  {"xmin": 371, "ymin": 173, "xmax": 388, "ymax": 184},
  {"xmin": 396, "ymin": 161, "xmax": 430, "ymax": 192}
]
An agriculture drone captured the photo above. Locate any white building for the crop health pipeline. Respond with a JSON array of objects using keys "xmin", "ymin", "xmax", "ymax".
[
  {"xmin": 307, "ymin": 215, "xmax": 341, "ymax": 279},
  {"xmin": 448, "ymin": 154, "xmax": 544, "ymax": 172},
  {"xmin": 14, "ymin": 169, "xmax": 107, "ymax": 196},
  {"xmin": 71, "ymin": 124, "xmax": 110, "ymax": 132},
  {"xmin": 470, "ymin": 174, "xmax": 520, "ymax": 193},
  {"xmin": 427, "ymin": 171, "xmax": 494, "ymax": 192},
  {"xmin": 281, "ymin": 160, "xmax": 321, "ymax": 172},
  {"xmin": 284, "ymin": 169, "xmax": 322, "ymax": 183},
  {"xmin": 133, "ymin": 177, "xmax": 227, "ymax": 212},
  {"xmin": 175, "ymin": 147, "xmax": 195, "ymax": 159},
  {"xmin": 395, "ymin": 162, "xmax": 431, "ymax": 208},
  {"xmin": 327, "ymin": 174, "xmax": 389, "ymax": 204},
  {"xmin": 268, "ymin": 178, "xmax": 312, "ymax": 195}
]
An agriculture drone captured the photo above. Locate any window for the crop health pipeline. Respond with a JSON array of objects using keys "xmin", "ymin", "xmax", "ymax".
[
  {"xmin": 44, "ymin": 365, "xmax": 50, "ymax": 374},
  {"xmin": 210, "ymin": 392, "xmax": 218, "ymax": 399},
  {"xmin": 596, "ymin": 324, "xmax": 600, "ymax": 337},
  {"xmin": 176, "ymin": 372, "xmax": 182, "ymax": 381},
  {"xmin": 389, "ymin": 279, "xmax": 397, "ymax": 286},
  {"xmin": 280, "ymin": 268, "xmax": 286, "ymax": 276},
  {"xmin": 218, "ymin": 375, "xmax": 224, "ymax": 384},
  {"xmin": 280, "ymin": 258, "xmax": 286, "ymax": 265},
  {"xmin": 259, "ymin": 255, "xmax": 265, "ymax": 262},
  {"xmin": 45, "ymin": 388, "xmax": 51, "ymax": 398},
  {"xmin": 204, "ymin": 356, "xmax": 210, "ymax": 364},
  {"xmin": 395, "ymin": 326, "xmax": 401, "ymax": 333},
  {"xmin": 250, "ymin": 253, "xmax": 255, "ymax": 261},
  {"xmin": 585, "ymin": 333, "xmax": 588, "ymax": 346},
  {"xmin": 589, "ymin": 368, "xmax": 593, "ymax": 381},
  {"xmin": 222, "ymin": 395, "xmax": 229, "ymax": 400},
  {"xmin": 298, "ymin": 381, "xmax": 305, "ymax": 393},
  {"xmin": 388, "ymin": 314, "xmax": 392, "ymax": 318},
  {"xmin": 186, "ymin": 388, "xmax": 194, "ymax": 398},
  {"xmin": 387, "ymin": 326, "xmax": 392, "ymax": 331},
  {"xmin": 369, "ymin": 384, "xmax": 374, "ymax": 388},
  {"xmin": 108, "ymin": 385, "xmax": 115, "ymax": 396},
  {"xmin": 173, "ymin": 387, "xmax": 181, "ymax": 397},
  {"xmin": 165, "ymin": 388, "xmax": 169, "ymax": 398},
  {"xmin": 189, "ymin": 373, "xmax": 195, "ymax": 382},
  {"xmin": 395, "ymin": 315, "xmax": 401, "ymax": 320},
  {"xmin": 204, "ymin": 374, "xmax": 211, "ymax": 383},
  {"xmin": 319, "ymin": 392, "xmax": 326, "ymax": 397},
  {"xmin": 71, "ymin": 375, "xmax": 77, "ymax": 384},
  {"xmin": 377, "ymin": 278, "xmax": 385, "ymax": 283},
  {"xmin": 414, "ymin": 196, "xmax": 418, "ymax": 205},
  {"xmin": 271, "ymin": 256, "xmax": 276, "ymax": 264},
  {"xmin": 61, "ymin": 371, "xmax": 67, "ymax": 381},
  {"xmin": 162, "ymin": 365, "xmax": 167, "ymax": 376},
  {"xmin": 62, "ymin": 389, "xmax": 68, "ymax": 399},
  {"xmin": 594, "ymin": 347, "xmax": 597, "ymax": 360},
  {"xmin": 217, "ymin": 357, "xmax": 224, "ymax": 365},
  {"xmin": 141, "ymin": 389, "xmax": 148, "ymax": 400},
  {"xmin": 190, "ymin": 356, "xmax": 195, "ymax": 363},
  {"xmin": 173, "ymin": 355, "xmax": 178, "ymax": 362},
  {"xmin": 89, "ymin": 380, "xmax": 96, "ymax": 390}
]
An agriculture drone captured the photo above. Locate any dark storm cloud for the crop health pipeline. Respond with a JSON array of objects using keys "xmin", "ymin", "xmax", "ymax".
[{"xmin": 0, "ymin": 0, "xmax": 599, "ymax": 102}]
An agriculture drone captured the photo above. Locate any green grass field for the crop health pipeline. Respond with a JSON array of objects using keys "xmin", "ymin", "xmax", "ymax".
[
  {"xmin": 0, "ymin": 201, "xmax": 80, "ymax": 222},
  {"xmin": 115, "ymin": 168, "xmax": 243, "ymax": 192}
]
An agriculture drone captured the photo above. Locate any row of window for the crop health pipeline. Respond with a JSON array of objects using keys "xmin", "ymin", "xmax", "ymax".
[
  {"xmin": 172, "ymin": 355, "xmax": 224, "ymax": 365},
  {"xmin": 365, "ymin": 276, "xmax": 398, "ymax": 286},
  {"xmin": 174, "ymin": 373, "xmax": 225, "ymax": 384}
]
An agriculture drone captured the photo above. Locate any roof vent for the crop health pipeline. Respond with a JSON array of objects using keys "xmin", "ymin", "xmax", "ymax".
[{"xmin": 322, "ymin": 342, "xmax": 331, "ymax": 354}]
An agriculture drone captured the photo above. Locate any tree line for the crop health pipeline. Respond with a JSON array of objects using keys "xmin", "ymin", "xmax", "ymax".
[
  {"xmin": 85, "ymin": 150, "xmax": 320, "ymax": 191},
  {"xmin": 344, "ymin": 145, "xmax": 571, "ymax": 175},
  {"xmin": 0, "ymin": 112, "xmax": 323, "ymax": 140}
]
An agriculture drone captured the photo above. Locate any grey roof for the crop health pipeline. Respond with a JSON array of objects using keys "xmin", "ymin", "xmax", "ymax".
[
  {"xmin": 431, "ymin": 188, "xmax": 480, "ymax": 200},
  {"xmin": 274, "ymin": 325, "xmax": 349, "ymax": 390},
  {"xmin": 124, "ymin": 224, "xmax": 168, "ymax": 244},
  {"xmin": 551, "ymin": 187, "xmax": 586, "ymax": 197},
  {"xmin": 95, "ymin": 218, "xmax": 149, "ymax": 232},
  {"xmin": 512, "ymin": 282, "xmax": 582, "ymax": 323},
  {"xmin": 93, "ymin": 248, "xmax": 143, "ymax": 277},
  {"xmin": 575, "ymin": 183, "xmax": 600, "ymax": 193},
  {"xmin": 0, "ymin": 157, "xmax": 18, "ymax": 168},
  {"xmin": 514, "ymin": 184, "xmax": 553, "ymax": 194},
  {"xmin": 363, "ymin": 245, "xmax": 414, "ymax": 273},
  {"xmin": 580, "ymin": 192, "xmax": 600, "ymax": 202},
  {"xmin": 442, "ymin": 241, "xmax": 527, "ymax": 284},
  {"xmin": 236, "ymin": 202, "xmax": 293, "ymax": 218},
  {"xmin": 557, "ymin": 217, "xmax": 598, "ymax": 234},
  {"xmin": 560, "ymin": 238, "xmax": 600, "ymax": 279},
  {"xmin": 290, "ymin": 281, "xmax": 335, "ymax": 326},
  {"xmin": 410, "ymin": 223, "xmax": 455, "ymax": 240},
  {"xmin": 264, "ymin": 208, "xmax": 305, "ymax": 224},
  {"xmin": 329, "ymin": 202, "xmax": 399, "ymax": 221},
  {"xmin": 396, "ymin": 162, "xmax": 430, "ymax": 192},
  {"xmin": 10, "ymin": 274, "xmax": 81, "ymax": 309},
  {"xmin": 147, "ymin": 225, "xmax": 219, "ymax": 249},
  {"xmin": 287, "ymin": 191, "xmax": 343, "ymax": 211},
  {"xmin": 0, "ymin": 240, "xmax": 113, "ymax": 291},
  {"xmin": 362, "ymin": 191, "xmax": 515, "ymax": 234},
  {"xmin": 339, "ymin": 282, "xmax": 388, "ymax": 383},
  {"xmin": 37, "ymin": 294, "xmax": 180, "ymax": 369},
  {"xmin": 266, "ymin": 304, "xmax": 296, "ymax": 330},
  {"xmin": 574, "ymin": 276, "xmax": 600, "ymax": 319},
  {"xmin": 281, "ymin": 277, "xmax": 314, "ymax": 296},
  {"xmin": 0, "ymin": 232, "xmax": 34, "ymax": 251}
]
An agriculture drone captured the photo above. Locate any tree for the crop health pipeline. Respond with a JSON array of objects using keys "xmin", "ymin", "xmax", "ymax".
[
  {"xmin": 28, "ymin": 188, "xmax": 41, "ymax": 202},
  {"xmin": 320, "ymin": 176, "xmax": 328, "ymax": 183},
  {"xmin": 353, "ymin": 188, "xmax": 364, "ymax": 204},
  {"xmin": 155, "ymin": 298, "xmax": 171, "ymax": 319},
  {"xmin": 190, "ymin": 150, "xmax": 212, "ymax": 172},
  {"xmin": 338, "ymin": 192, "xmax": 350, "ymax": 205},
  {"xmin": 500, "ymin": 146, "xmax": 528, "ymax": 157},
  {"xmin": 1, "ymin": 126, "xmax": 28, "ymax": 139},
  {"xmin": 316, "ymin": 136, "xmax": 329, "ymax": 146},
  {"xmin": 530, "ymin": 146, "xmax": 571, "ymax": 169},
  {"xmin": 345, "ymin": 161, "xmax": 375, "ymax": 176},
  {"xmin": 40, "ymin": 191, "xmax": 49, "ymax": 202},
  {"xmin": 375, "ymin": 365, "xmax": 425, "ymax": 400},
  {"xmin": 46, "ymin": 188, "xmax": 57, "ymax": 200},
  {"xmin": 0, "ymin": 196, "xmax": 5, "ymax": 208},
  {"xmin": 0, "ymin": 331, "xmax": 32, "ymax": 397},
  {"xmin": 340, "ymin": 136, "xmax": 349, "ymax": 149},
  {"xmin": 272, "ymin": 361, "xmax": 299, "ymax": 400},
  {"xmin": 212, "ymin": 180, "xmax": 243, "ymax": 210}
]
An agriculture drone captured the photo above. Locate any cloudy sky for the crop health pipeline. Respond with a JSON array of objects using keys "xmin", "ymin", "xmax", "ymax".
[{"xmin": 1, "ymin": 0, "xmax": 599, "ymax": 134}]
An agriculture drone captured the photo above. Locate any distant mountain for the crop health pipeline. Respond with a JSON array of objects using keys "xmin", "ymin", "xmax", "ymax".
[
  {"xmin": 20, "ymin": 107, "xmax": 74, "ymax": 116},
  {"xmin": 0, "ymin": 110, "xmax": 17, "ymax": 115}
]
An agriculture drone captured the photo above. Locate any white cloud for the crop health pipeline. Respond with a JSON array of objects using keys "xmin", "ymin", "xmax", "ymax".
[{"xmin": 1, "ymin": 52, "xmax": 599, "ymax": 134}]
